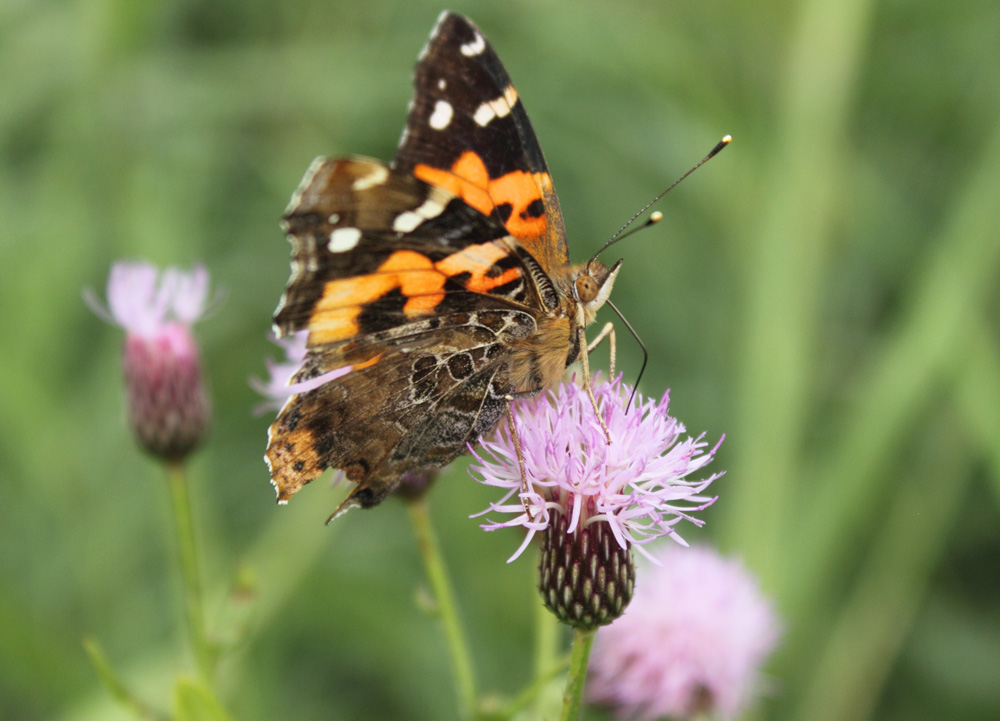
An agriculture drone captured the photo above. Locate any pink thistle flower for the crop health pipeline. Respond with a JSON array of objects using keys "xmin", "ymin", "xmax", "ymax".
[
  {"xmin": 251, "ymin": 330, "xmax": 353, "ymax": 414},
  {"xmin": 251, "ymin": 331, "xmax": 309, "ymax": 413},
  {"xmin": 469, "ymin": 375, "xmax": 722, "ymax": 628},
  {"xmin": 87, "ymin": 262, "xmax": 212, "ymax": 461},
  {"xmin": 471, "ymin": 375, "xmax": 721, "ymax": 561},
  {"xmin": 587, "ymin": 545, "xmax": 782, "ymax": 720}
]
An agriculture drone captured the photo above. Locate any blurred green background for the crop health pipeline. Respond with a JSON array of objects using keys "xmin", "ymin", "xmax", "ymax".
[{"xmin": 2, "ymin": 0, "xmax": 999, "ymax": 719}]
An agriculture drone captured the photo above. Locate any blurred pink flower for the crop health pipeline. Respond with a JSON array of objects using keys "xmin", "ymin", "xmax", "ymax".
[
  {"xmin": 587, "ymin": 545, "xmax": 782, "ymax": 720},
  {"xmin": 87, "ymin": 261, "xmax": 211, "ymax": 461},
  {"xmin": 251, "ymin": 330, "xmax": 354, "ymax": 414}
]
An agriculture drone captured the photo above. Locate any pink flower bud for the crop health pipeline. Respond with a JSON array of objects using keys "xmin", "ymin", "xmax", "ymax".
[{"xmin": 89, "ymin": 262, "xmax": 212, "ymax": 462}]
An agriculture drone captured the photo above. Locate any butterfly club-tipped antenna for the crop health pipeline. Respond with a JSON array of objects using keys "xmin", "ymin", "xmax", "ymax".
[
  {"xmin": 588, "ymin": 134, "xmax": 731, "ymax": 268},
  {"xmin": 587, "ymin": 135, "xmax": 731, "ymax": 409}
]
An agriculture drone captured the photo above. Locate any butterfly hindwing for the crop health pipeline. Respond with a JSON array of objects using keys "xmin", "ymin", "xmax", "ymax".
[
  {"xmin": 267, "ymin": 314, "xmax": 521, "ymax": 509},
  {"xmin": 393, "ymin": 12, "xmax": 570, "ymax": 273}
]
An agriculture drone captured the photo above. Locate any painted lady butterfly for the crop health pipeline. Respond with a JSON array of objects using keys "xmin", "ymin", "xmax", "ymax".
[{"xmin": 265, "ymin": 12, "xmax": 715, "ymax": 519}]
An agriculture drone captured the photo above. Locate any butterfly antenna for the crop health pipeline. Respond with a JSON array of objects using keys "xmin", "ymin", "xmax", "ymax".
[
  {"xmin": 589, "ymin": 135, "xmax": 731, "ymax": 265},
  {"xmin": 605, "ymin": 299, "xmax": 647, "ymax": 412}
]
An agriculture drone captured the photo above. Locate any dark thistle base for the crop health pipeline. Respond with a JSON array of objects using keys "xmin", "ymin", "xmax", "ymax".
[{"xmin": 538, "ymin": 511, "xmax": 636, "ymax": 630}]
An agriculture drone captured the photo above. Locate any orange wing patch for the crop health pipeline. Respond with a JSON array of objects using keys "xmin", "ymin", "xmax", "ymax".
[
  {"xmin": 269, "ymin": 426, "xmax": 325, "ymax": 502},
  {"xmin": 310, "ymin": 250, "xmax": 442, "ymax": 344},
  {"xmin": 308, "ymin": 243, "xmax": 522, "ymax": 345},
  {"xmin": 415, "ymin": 151, "xmax": 549, "ymax": 241},
  {"xmin": 379, "ymin": 250, "xmax": 447, "ymax": 313},
  {"xmin": 416, "ymin": 152, "xmax": 493, "ymax": 216}
]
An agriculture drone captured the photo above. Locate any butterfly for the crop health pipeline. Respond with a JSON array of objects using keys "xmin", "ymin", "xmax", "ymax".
[{"xmin": 266, "ymin": 11, "xmax": 623, "ymax": 519}]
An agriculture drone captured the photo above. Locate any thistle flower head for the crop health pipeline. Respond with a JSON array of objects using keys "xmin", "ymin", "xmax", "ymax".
[
  {"xmin": 251, "ymin": 331, "xmax": 309, "ymax": 413},
  {"xmin": 98, "ymin": 261, "xmax": 210, "ymax": 336},
  {"xmin": 471, "ymin": 375, "xmax": 722, "ymax": 561},
  {"xmin": 470, "ymin": 375, "xmax": 722, "ymax": 627},
  {"xmin": 587, "ymin": 544, "xmax": 782, "ymax": 720},
  {"xmin": 88, "ymin": 261, "xmax": 211, "ymax": 461}
]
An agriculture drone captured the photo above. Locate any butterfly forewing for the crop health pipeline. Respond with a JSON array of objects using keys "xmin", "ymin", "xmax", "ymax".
[
  {"xmin": 393, "ymin": 12, "xmax": 570, "ymax": 273},
  {"xmin": 275, "ymin": 157, "xmax": 535, "ymax": 342}
]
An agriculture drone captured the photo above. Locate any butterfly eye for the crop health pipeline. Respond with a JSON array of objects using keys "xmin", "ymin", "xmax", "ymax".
[{"xmin": 575, "ymin": 274, "xmax": 599, "ymax": 303}]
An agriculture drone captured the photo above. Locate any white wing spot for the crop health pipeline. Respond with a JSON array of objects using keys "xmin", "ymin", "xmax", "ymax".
[
  {"xmin": 351, "ymin": 165, "xmax": 388, "ymax": 191},
  {"xmin": 473, "ymin": 85, "xmax": 518, "ymax": 126},
  {"xmin": 461, "ymin": 33, "xmax": 486, "ymax": 57},
  {"xmin": 413, "ymin": 196, "xmax": 446, "ymax": 220},
  {"xmin": 328, "ymin": 213, "xmax": 340, "ymax": 224},
  {"xmin": 437, "ymin": 78, "xmax": 447, "ymax": 91},
  {"xmin": 473, "ymin": 86, "xmax": 518, "ymax": 127},
  {"xmin": 429, "ymin": 100, "xmax": 454, "ymax": 130},
  {"xmin": 393, "ymin": 211, "xmax": 423, "ymax": 233},
  {"xmin": 392, "ymin": 196, "xmax": 447, "ymax": 233},
  {"xmin": 328, "ymin": 227, "xmax": 362, "ymax": 252},
  {"xmin": 473, "ymin": 103, "xmax": 496, "ymax": 127}
]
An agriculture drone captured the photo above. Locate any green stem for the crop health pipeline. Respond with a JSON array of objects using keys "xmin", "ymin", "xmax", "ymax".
[
  {"xmin": 560, "ymin": 627, "xmax": 595, "ymax": 721},
  {"xmin": 529, "ymin": 596, "xmax": 562, "ymax": 718},
  {"xmin": 407, "ymin": 497, "xmax": 477, "ymax": 719},
  {"xmin": 483, "ymin": 655, "xmax": 570, "ymax": 721},
  {"xmin": 533, "ymin": 596, "xmax": 559, "ymax": 678},
  {"xmin": 84, "ymin": 638, "xmax": 167, "ymax": 721},
  {"xmin": 166, "ymin": 461, "xmax": 213, "ymax": 682}
]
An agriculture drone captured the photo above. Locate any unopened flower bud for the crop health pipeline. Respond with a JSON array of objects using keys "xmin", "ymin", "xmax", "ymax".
[
  {"xmin": 88, "ymin": 262, "xmax": 213, "ymax": 462},
  {"xmin": 122, "ymin": 322, "xmax": 209, "ymax": 460},
  {"xmin": 538, "ymin": 511, "xmax": 635, "ymax": 630}
]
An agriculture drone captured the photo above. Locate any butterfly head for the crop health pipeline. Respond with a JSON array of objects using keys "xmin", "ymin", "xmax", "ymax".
[{"xmin": 574, "ymin": 259, "xmax": 622, "ymax": 326}]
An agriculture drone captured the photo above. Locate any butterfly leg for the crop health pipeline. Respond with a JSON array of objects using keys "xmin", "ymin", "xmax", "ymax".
[
  {"xmin": 503, "ymin": 395, "xmax": 538, "ymax": 521},
  {"xmin": 577, "ymin": 325, "xmax": 613, "ymax": 444},
  {"xmin": 586, "ymin": 321, "xmax": 616, "ymax": 378}
]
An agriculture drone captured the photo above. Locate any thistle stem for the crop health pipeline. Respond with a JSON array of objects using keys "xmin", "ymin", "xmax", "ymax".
[
  {"xmin": 560, "ymin": 627, "xmax": 595, "ymax": 721},
  {"xmin": 408, "ymin": 497, "xmax": 478, "ymax": 719},
  {"xmin": 534, "ymin": 594, "xmax": 560, "ymax": 676},
  {"xmin": 84, "ymin": 638, "xmax": 167, "ymax": 721},
  {"xmin": 166, "ymin": 461, "xmax": 213, "ymax": 681},
  {"xmin": 529, "ymin": 595, "xmax": 562, "ymax": 716}
]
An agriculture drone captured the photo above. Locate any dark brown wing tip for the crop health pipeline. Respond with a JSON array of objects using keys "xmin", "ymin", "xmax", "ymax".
[{"xmin": 325, "ymin": 495, "xmax": 360, "ymax": 524}]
